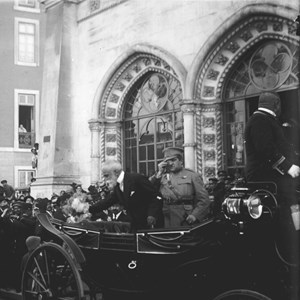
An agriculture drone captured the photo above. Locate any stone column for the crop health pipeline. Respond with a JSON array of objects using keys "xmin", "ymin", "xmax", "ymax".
[
  {"xmin": 89, "ymin": 119, "xmax": 101, "ymax": 184},
  {"xmin": 31, "ymin": 0, "xmax": 79, "ymax": 198},
  {"xmin": 180, "ymin": 100, "xmax": 197, "ymax": 170}
]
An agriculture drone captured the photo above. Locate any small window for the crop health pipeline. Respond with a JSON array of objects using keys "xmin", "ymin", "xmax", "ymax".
[
  {"xmin": 15, "ymin": 18, "xmax": 39, "ymax": 66},
  {"xmin": 18, "ymin": 0, "xmax": 36, "ymax": 8},
  {"xmin": 18, "ymin": 169, "xmax": 36, "ymax": 189},
  {"xmin": 14, "ymin": 0, "xmax": 40, "ymax": 12},
  {"xmin": 15, "ymin": 89, "xmax": 39, "ymax": 149}
]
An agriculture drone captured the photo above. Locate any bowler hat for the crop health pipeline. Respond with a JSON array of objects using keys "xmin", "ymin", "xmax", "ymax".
[
  {"xmin": 162, "ymin": 147, "xmax": 184, "ymax": 161},
  {"xmin": 26, "ymin": 236, "xmax": 41, "ymax": 252},
  {"xmin": 35, "ymin": 198, "xmax": 49, "ymax": 212}
]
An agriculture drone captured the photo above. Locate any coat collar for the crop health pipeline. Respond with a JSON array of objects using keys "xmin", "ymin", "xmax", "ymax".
[{"xmin": 258, "ymin": 107, "xmax": 276, "ymax": 117}]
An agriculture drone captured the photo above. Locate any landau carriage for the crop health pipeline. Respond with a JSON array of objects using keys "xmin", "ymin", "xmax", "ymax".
[{"xmin": 21, "ymin": 181, "xmax": 299, "ymax": 300}]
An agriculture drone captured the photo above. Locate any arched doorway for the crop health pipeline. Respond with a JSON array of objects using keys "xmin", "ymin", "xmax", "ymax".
[
  {"xmin": 123, "ymin": 72, "xmax": 183, "ymax": 176},
  {"xmin": 223, "ymin": 40, "xmax": 299, "ymax": 178},
  {"xmin": 89, "ymin": 45, "xmax": 187, "ymax": 183},
  {"xmin": 187, "ymin": 6, "xmax": 299, "ymax": 181}
]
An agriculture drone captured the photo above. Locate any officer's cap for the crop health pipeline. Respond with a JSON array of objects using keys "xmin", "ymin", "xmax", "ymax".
[
  {"xmin": 12, "ymin": 201, "xmax": 24, "ymax": 209},
  {"xmin": 209, "ymin": 177, "xmax": 218, "ymax": 182},
  {"xmin": 163, "ymin": 147, "xmax": 184, "ymax": 162}
]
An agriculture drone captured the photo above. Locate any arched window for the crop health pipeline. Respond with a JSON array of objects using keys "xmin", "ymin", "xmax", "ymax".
[
  {"xmin": 124, "ymin": 72, "xmax": 183, "ymax": 176},
  {"xmin": 223, "ymin": 40, "xmax": 299, "ymax": 177}
]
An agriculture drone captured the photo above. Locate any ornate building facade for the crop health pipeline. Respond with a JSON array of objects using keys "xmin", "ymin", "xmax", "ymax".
[{"xmin": 32, "ymin": 0, "xmax": 299, "ymax": 197}]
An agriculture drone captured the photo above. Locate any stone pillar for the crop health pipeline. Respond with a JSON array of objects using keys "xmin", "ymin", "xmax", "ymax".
[
  {"xmin": 31, "ymin": 0, "xmax": 79, "ymax": 198},
  {"xmin": 89, "ymin": 119, "xmax": 101, "ymax": 184},
  {"xmin": 180, "ymin": 100, "xmax": 197, "ymax": 170}
]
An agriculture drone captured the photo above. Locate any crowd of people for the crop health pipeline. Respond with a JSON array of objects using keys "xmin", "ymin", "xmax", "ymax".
[
  {"xmin": 0, "ymin": 180, "xmax": 115, "ymax": 293},
  {"xmin": 0, "ymin": 91, "xmax": 299, "ymax": 295},
  {"xmin": 0, "ymin": 149, "xmax": 229, "ymax": 293}
]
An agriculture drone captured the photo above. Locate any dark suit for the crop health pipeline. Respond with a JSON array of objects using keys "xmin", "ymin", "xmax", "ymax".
[
  {"xmin": 245, "ymin": 109, "xmax": 299, "ymax": 204},
  {"xmin": 89, "ymin": 172, "xmax": 163, "ymax": 230},
  {"xmin": 245, "ymin": 109, "xmax": 300, "ymax": 265}
]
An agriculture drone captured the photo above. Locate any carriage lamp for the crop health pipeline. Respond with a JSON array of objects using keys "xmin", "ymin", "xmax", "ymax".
[
  {"xmin": 245, "ymin": 194, "xmax": 263, "ymax": 219},
  {"xmin": 222, "ymin": 197, "xmax": 242, "ymax": 218},
  {"xmin": 222, "ymin": 193, "xmax": 263, "ymax": 219}
]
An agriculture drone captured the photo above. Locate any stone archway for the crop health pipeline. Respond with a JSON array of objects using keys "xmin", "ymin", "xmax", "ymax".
[
  {"xmin": 89, "ymin": 44, "xmax": 187, "ymax": 183},
  {"xmin": 186, "ymin": 3, "xmax": 299, "ymax": 179}
]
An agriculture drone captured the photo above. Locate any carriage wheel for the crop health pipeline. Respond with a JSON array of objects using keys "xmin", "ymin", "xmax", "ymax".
[
  {"xmin": 22, "ymin": 242, "xmax": 84, "ymax": 300},
  {"xmin": 212, "ymin": 289, "xmax": 272, "ymax": 300}
]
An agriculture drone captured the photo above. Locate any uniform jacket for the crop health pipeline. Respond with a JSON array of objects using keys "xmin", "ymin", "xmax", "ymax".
[
  {"xmin": 89, "ymin": 172, "xmax": 163, "ymax": 230},
  {"xmin": 151, "ymin": 168, "xmax": 210, "ymax": 222}
]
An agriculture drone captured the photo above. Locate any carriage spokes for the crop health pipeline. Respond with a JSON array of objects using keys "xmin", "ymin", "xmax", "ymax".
[{"xmin": 22, "ymin": 243, "xmax": 84, "ymax": 300}]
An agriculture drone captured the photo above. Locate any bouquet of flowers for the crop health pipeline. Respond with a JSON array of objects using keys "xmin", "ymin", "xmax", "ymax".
[{"xmin": 66, "ymin": 194, "xmax": 91, "ymax": 223}]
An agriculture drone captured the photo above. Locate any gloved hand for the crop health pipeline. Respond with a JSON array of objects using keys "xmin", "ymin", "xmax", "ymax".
[
  {"xmin": 147, "ymin": 216, "xmax": 156, "ymax": 227},
  {"xmin": 287, "ymin": 164, "xmax": 300, "ymax": 178},
  {"xmin": 186, "ymin": 214, "xmax": 196, "ymax": 224},
  {"xmin": 157, "ymin": 161, "xmax": 168, "ymax": 177}
]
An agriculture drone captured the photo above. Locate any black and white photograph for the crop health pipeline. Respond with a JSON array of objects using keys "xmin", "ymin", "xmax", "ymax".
[{"xmin": 0, "ymin": 0, "xmax": 299, "ymax": 299}]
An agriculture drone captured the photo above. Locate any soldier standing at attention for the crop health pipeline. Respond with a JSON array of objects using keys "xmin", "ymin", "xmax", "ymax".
[{"xmin": 150, "ymin": 147, "xmax": 210, "ymax": 228}]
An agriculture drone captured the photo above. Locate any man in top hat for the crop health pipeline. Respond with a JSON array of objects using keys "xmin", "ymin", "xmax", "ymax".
[
  {"xmin": 150, "ymin": 147, "xmax": 210, "ymax": 227},
  {"xmin": 245, "ymin": 91, "xmax": 300, "ymax": 267}
]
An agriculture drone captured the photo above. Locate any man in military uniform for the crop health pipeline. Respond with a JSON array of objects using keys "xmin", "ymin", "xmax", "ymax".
[{"xmin": 150, "ymin": 147, "xmax": 210, "ymax": 228}]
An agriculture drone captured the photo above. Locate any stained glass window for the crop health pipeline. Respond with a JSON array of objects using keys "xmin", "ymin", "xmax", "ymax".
[
  {"xmin": 223, "ymin": 41, "xmax": 299, "ymax": 175},
  {"xmin": 124, "ymin": 72, "xmax": 183, "ymax": 176}
]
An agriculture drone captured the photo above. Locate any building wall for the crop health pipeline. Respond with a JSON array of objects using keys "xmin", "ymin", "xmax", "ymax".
[
  {"xmin": 0, "ymin": 0, "xmax": 46, "ymax": 187},
  {"xmin": 33, "ymin": 0, "xmax": 299, "ymax": 197}
]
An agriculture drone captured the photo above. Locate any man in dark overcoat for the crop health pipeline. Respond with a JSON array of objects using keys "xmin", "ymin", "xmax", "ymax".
[{"xmin": 245, "ymin": 92, "xmax": 300, "ymax": 297}]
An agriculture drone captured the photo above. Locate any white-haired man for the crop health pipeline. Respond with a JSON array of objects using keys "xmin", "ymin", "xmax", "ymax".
[{"xmin": 89, "ymin": 160, "xmax": 163, "ymax": 231}]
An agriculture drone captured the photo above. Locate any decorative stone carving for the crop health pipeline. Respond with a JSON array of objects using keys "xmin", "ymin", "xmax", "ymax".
[
  {"xmin": 106, "ymin": 147, "xmax": 116, "ymax": 156},
  {"xmin": 288, "ymin": 23, "xmax": 298, "ymax": 35},
  {"xmin": 106, "ymin": 133, "xmax": 116, "ymax": 143},
  {"xmin": 123, "ymin": 72, "xmax": 133, "ymax": 82},
  {"xmin": 143, "ymin": 58, "xmax": 151, "ymax": 66},
  {"xmin": 255, "ymin": 21, "xmax": 267, "ymax": 32},
  {"xmin": 204, "ymin": 150, "xmax": 215, "ymax": 161},
  {"xmin": 109, "ymin": 94, "xmax": 119, "ymax": 103},
  {"xmin": 154, "ymin": 59, "xmax": 161, "ymax": 66},
  {"xmin": 115, "ymin": 82, "xmax": 126, "ymax": 91},
  {"xmin": 203, "ymin": 86, "xmax": 215, "ymax": 97},
  {"xmin": 132, "ymin": 64, "xmax": 141, "ymax": 73},
  {"xmin": 180, "ymin": 100, "xmax": 196, "ymax": 114},
  {"xmin": 240, "ymin": 30, "xmax": 253, "ymax": 42},
  {"xmin": 90, "ymin": 0, "xmax": 100, "ymax": 12},
  {"xmin": 203, "ymin": 134, "xmax": 215, "ymax": 144},
  {"xmin": 215, "ymin": 54, "xmax": 229, "ymax": 66},
  {"xmin": 106, "ymin": 107, "xmax": 116, "ymax": 117},
  {"xmin": 226, "ymin": 41, "xmax": 240, "ymax": 53},
  {"xmin": 196, "ymin": 15, "xmax": 298, "ymax": 101},
  {"xmin": 273, "ymin": 22, "xmax": 283, "ymax": 32},
  {"xmin": 207, "ymin": 69, "xmax": 219, "ymax": 80},
  {"xmin": 88, "ymin": 121, "xmax": 101, "ymax": 131},
  {"xmin": 204, "ymin": 167, "xmax": 216, "ymax": 178},
  {"xmin": 202, "ymin": 117, "xmax": 215, "ymax": 128}
]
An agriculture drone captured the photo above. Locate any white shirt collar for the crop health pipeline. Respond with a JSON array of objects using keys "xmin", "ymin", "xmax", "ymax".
[
  {"xmin": 117, "ymin": 170, "xmax": 125, "ymax": 191},
  {"xmin": 117, "ymin": 170, "xmax": 124, "ymax": 184},
  {"xmin": 258, "ymin": 108, "xmax": 276, "ymax": 117}
]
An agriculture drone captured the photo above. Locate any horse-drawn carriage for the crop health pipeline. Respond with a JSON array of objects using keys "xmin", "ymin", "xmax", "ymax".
[{"xmin": 21, "ymin": 182, "xmax": 299, "ymax": 300}]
